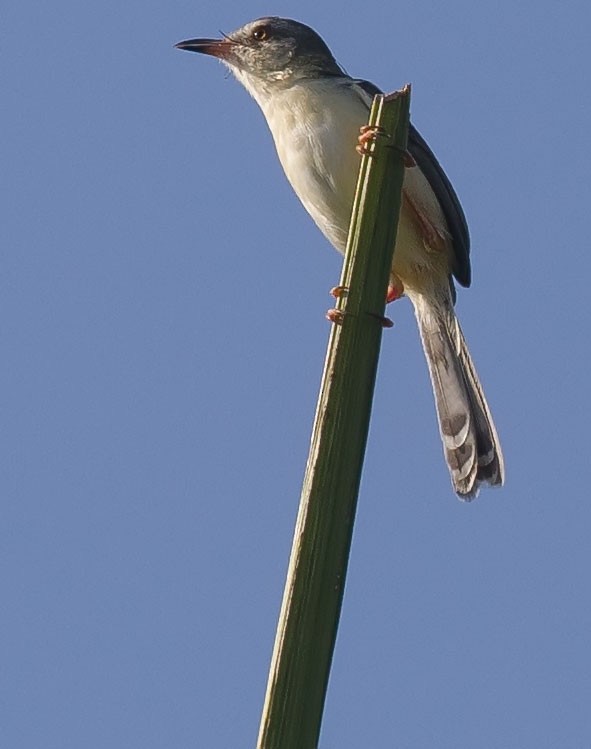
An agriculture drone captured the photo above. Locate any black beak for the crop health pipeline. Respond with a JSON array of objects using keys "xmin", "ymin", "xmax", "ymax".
[{"xmin": 174, "ymin": 38, "xmax": 232, "ymax": 59}]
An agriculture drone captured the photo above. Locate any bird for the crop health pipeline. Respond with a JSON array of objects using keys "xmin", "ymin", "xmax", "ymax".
[{"xmin": 175, "ymin": 16, "xmax": 504, "ymax": 500}]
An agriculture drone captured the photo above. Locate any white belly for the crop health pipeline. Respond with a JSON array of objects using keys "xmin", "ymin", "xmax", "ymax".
[{"xmin": 261, "ymin": 79, "xmax": 452, "ymax": 292}]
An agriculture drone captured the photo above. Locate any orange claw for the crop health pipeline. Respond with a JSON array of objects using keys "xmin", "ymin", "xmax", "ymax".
[
  {"xmin": 326, "ymin": 308, "xmax": 346, "ymax": 325},
  {"xmin": 356, "ymin": 125, "xmax": 385, "ymax": 156},
  {"xmin": 367, "ymin": 312, "xmax": 395, "ymax": 328},
  {"xmin": 330, "ymin": 285, "xmax": 349, "ymax": 299},
  {"xmin": 357, "ymin": 126, "xmax": 416, "ymax": 166},
  {"xmin": 386, "ymin": 277, "xmax": 405, "ymax": 303}
]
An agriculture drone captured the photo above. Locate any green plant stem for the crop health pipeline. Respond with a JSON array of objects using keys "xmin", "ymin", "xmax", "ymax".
[{"xmin": 256, "ymin": 86, "xmax": 411, "ymax": 749}]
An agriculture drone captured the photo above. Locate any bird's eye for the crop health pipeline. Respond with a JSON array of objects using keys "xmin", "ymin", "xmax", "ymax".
[{"xmin": 252, "ymin": 26, "xmax": 269, "ymax": 41}]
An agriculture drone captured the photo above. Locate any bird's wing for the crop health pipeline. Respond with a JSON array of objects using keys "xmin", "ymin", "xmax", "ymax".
[
  {"xmin": 351, "ymin": 79, "xmax": 471, "ymax": 288},
  {"xmin": 407, "ymin": 125, "xmax": 470, "ymax": 287}
]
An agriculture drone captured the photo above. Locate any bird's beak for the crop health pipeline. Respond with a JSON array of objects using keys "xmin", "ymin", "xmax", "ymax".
[{"xmin": 174, "ymin": 38, "xmax": 233, "ymax": 59}]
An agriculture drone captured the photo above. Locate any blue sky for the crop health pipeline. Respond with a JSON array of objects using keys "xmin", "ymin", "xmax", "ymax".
[{"xmin": 3, "ymin": 1, "xmax": 590, "ymax": 747}]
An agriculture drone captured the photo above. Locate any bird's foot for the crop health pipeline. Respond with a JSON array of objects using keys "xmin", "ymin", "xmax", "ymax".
[
  {"xmin": 386, "ymin": 277, "xmax": 405, "ymax": 303},
  {"xmin": 356, "ymin": 125, "xmax": 386, "ymax": 156},
  {"xmin": 328, "ymin": 284, "xmax": 395, "ymax": 327},
  {"xmin": 368, "ymin": 312, "xmax": 394, "ymax": 328},
  {"xmin": 327, "ymin": 287, "xmax": 348, "ymax": 324},
  {"xmin": 330, "ymin": 285, "xmax": 348, "ymax": 299},
  {"xmin": 356, "ymin": 126, "xmax": 416, "ymax": 166},
  {"xmin": 327, "ymin": 308, "xmax": 393, "ymax": 328},
  {"xmin": 326, "ymin": 308, "xmax": 346, "ymax": 325}
]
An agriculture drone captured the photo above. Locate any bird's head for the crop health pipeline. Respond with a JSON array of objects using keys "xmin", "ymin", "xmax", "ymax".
[{"xmin": 175, "ymin": 17, "xmax": 344, "ymax": 98}]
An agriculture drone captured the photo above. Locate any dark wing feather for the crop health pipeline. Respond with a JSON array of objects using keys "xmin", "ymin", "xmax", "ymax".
[
  {"xmin": 351, "ymin": 79, "xmax": 471, "ymax": 289},
  {"xmin": 408, "ymin": 125, "xmax": 471, "ymax": 287}
]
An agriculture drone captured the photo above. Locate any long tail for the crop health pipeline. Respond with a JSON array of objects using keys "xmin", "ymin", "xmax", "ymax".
[{"xmin": 409, "ymin": 289, "xmax": 504, "ymax": 500}]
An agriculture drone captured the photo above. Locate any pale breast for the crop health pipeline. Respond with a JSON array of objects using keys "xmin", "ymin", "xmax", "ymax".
[
  {"xmin": 261, "ymin": 80, "xmax": 453, "ymax": 292},
  {"xmin": 263, "ymin": 80, "xmax": 368, "ymax": 252}
]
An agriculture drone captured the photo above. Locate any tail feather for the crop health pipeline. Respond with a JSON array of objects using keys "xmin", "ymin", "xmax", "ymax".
[{"xmin": 409, "ymin": 290, "xmax": 504, "ymax": 500}]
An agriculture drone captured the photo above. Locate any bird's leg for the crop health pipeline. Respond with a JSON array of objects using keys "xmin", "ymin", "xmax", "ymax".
[
  {"xmin": 330, "ymin": 285, "xmax": 348, "ymax": 299},
  {"xmin": 403, "ymin": 191, "xmax": 446, "ymax": 250},
  {"xmin": 356, "ymin": 125, "xmax": 387, "ymax": 156},
  {"xmin": 387, "ymin": 275, "xmax": 405, "ymax": 303},
  {"xmin": 357, "ymin": 126, "xmax": 416, "ymax": 167},
  {"xmin": 327, "ymin": 285, "xmax": 394, "ymax": 328},
  {"xmin": 326, "ymin": 308, "xmax": 346, "ymax": 324},
  {"xmin": 367, "ymin": 312, "xmax": 394, "ymax": 328},
  {"xmin": 327, "ymin": 308, "xmax": 393, "ymax": 328},
  {"xmin": 326, "ymin": 286, "xmax": 348, "ymax": 324}
]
